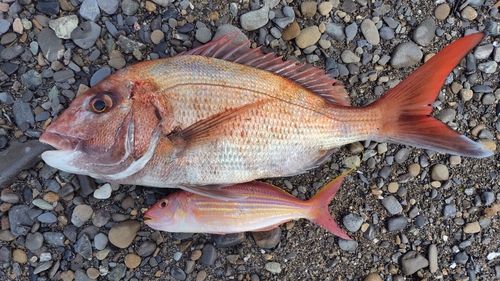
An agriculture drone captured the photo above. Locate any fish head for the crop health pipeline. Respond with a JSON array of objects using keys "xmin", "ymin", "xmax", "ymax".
[
  {"xmin": 144, "ymin": 196, "xmax": 184, "ymax": 231},
  {"xmin": 39, "ymin": 70, "xmax": 165, "ymax": 181}
]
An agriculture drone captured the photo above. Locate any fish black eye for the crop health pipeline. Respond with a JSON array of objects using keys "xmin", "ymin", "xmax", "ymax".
[
  {"xmin": 160, "ymin": 201, "xmax": 167, "ymax": 208},
  {"xmin": 90, "ymin": 94, "xmax": 113, "ymax": 113}
]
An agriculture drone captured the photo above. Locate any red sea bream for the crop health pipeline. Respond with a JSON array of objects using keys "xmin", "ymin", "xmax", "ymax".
[{"xmin": 39, "ymin": 32, "xmax": 492, "ymax": 199}]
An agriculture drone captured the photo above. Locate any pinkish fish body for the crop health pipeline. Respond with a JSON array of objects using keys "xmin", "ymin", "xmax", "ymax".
[
  {"xmin": 39, "ymin": 31, "xmax": 492, "ymax": 199},
  {"xmin": 144, "ymin": 173, "xmax": 351, "ymax": 240}
]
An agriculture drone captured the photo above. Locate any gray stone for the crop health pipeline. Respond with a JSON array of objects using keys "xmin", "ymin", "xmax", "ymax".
[
  {"xmin": 200, "ymin": 244, "xmax": 217, "ymax": 265},
  {"xmin": 454, "ymin": 251, "xmax": 469, "ymax": 264},
  {"xmin": 394, "ymin": 148, "xmax": 409, "ymax": 164},
  {"xmin": 34, "ymin": 261, "xmax": 53, "ymax": 274},
  {"xmin": 413, "ymin": 18, "xmax": 436, "ymax": 46},
  {"xmin": 76, "ymin": 234, "xmax": 93, "ymax": 260},
  {"xmin": 387, "ymin": 216, "xmax": 407, "ymax": 231},
  {"xmin": 38, "ymin": 212, "xmax": 57, "ymax": 223},
  {"xmin": 71, "ymin": 21, "xmax": 102, "ymax": 49},
  {"xmin": 38, "ymin": 28, "xmax": 64, "ymax": 62},
  {"xmin": 0, "ymin": 19, "xmax": 11, "ymax": 35},
  {"xmin": 474, "ymin": 44, "xmax": 494, "ymax": 60},
  {"xmin": 436, "ymin": 108, "xmax": 456, "ymax": 123},
  {"xmin": 90, "ymin": 67, "xmax": 112, "ymax": 87},
  {"xmin": 428, "ymin": 244, "xmax": 438, "ymax": 273},
  {"xmin": 195, "ymin": 27, "xmax": 212, "ymax": 43},
  {"xmin": 72, "ymin": 204, "xmax": 93, "ymax": 227},
  {"xmin": 20, "ymin": 70, "xmax": 43, "ymax": 90},
  {"xmin": 25, "ymin": 232, "xmax": 44, "ymax": 251},
  {"xmin": 481, "ymin": 191, "xmax": 495, "ymax": 206},
  {"xmin": 107, "ymin": 263, "xmax": 126, "ymax": 281},
  {"xmin": 265, "ymin": 262, "xmax": 282, "ymax": 274},
  {"xmin": 341, "ymin": 50, "xmax": 360, "ymax": 63},
  {"xmin": 43, "ymin": 232, "xmax": 65, "ymax": 247},
  {"xmin": 121, "ymin": 0, "xmax": 139, "ymax": 15},
  {"xmin": 381, "ymin": 196, "xmax": 403, "ymax": 214},
  {"xmin": 94, "ymin": 233, "xmax": 108, "ymax": 250},
  {"xmin": 49, "ymin": 15, "xmax": 78, "ymax": 39},
  {"xmin": 390, "ymin": 42, "xmax": 423, "ymax": 68},
  {"xmin": 338, "ymin": 238, "xmax": 358, "ymax": 252},
  {"xmin": 240, "ymin": 5, "xmax": 269, "ymax": 31},
  {"xmin": 0, "ymin": 92, "xmax": 14, "ymax": 104},
  {"xmin": 8, "ymin": 204, "xmax": 34, "ymax": 236},
  {"xmin": 401, "ymin": 251, "xmax": 429, "ymax": 275},
  {"xmin": 97, "ymin": 0, "xmax": 119, "ymax": 14},
  {"xmin": 0, "ymin": 140, "xmax": 52, "ymax": 188},
  {"xmin": 443, "ymin": 205, "xmax": 457, "ymax": 218},
  {"xmin": 478, "ymin": 61, "xmax": 497, "ymax": 73},
  {"xmin": 342, "ymin": 213, "xmax": 363, "ymax": 232},
  {"xmin": 380, "ymin": 26, "xmax": 394, "ymax": 40},
  {"xmin": 325, "ymin": 23, "xmax": 345, "ymax": 41},
  {"xmin": 53, "ymin": 70, "xmax": 74, "ymax": 82},
  {"xmin": 345, "ymin": 22, "xmax": 357, "ymax": 41},
  {"xmin": 431, "ymin": 164, "xmax": 449, "ymax": 181},
  {"xmin": 80, "ymin": 0, "xmax": 100, "ymax": 22},
  {"xmin": 118, "ymin": 35, "xmax": 146, "ymax": 54},
  {"xmin": 213, "ymin": 233, "xmax": 246, "ymax": 248},
  {"xmin": 137, "ymin": 241, "xmax": 156, "ymax": 257},
  {"xmin": 170, "ymin": 267, "xmax": 187, "ymax": 280},
  {"xmin": 1, "ymin": 45, "xmax": 24, "ymax": 60}
]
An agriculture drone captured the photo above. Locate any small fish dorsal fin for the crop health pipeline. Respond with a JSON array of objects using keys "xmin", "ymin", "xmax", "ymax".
[{"xmin": 179, "ymin": 32, "xmax": 350, "ymax": 106}]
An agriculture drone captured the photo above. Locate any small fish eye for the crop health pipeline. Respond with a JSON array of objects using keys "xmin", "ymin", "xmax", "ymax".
[
  {"xmin": 90, "ymin": 94, "xmax": 113, "ymax": 113},
  {"xmin": 160, "ymin": 201, "xmax": 167, "ymax": 208}
]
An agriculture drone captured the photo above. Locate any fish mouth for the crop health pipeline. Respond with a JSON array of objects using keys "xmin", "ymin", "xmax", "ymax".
[{"xmin": 39, "ymin": 131, "xmax": 81, "ymax": 151}]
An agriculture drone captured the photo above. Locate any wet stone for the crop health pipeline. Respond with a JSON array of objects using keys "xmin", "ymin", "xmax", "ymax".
[
  {"xmin": 171, "ymin": 266, "xmax": 187, "ymax": 280},
  {"xmin": 381, "ymin": 196, "xmax": 403, "ymax": 214},
  {"xmin": 213, "ymin": 233, "xmax": 246, "ymax": 248}
]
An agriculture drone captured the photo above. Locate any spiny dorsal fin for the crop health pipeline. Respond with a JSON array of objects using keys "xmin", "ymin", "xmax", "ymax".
[{"xmin": 179, "ymin": 31, "xmax": 350, "ymax": 106}]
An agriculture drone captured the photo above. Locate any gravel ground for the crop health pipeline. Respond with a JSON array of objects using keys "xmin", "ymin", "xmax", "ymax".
[{"xmin": 1, "ymin": 0, "xmax": 500, "ymax": 280}]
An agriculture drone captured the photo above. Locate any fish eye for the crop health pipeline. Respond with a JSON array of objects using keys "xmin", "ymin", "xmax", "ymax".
[
  {"xmin": 160, "ymin": 201, "xmax": 167, "ymax": 208},
  {"xmin": 90, "ymin": 94, "xmax": 113, "ymax": 113}
]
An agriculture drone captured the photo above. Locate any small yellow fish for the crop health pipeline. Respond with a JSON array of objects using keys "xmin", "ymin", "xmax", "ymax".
[
  {"xmin": 39, "ymin": 31, "xmax": 492, "ymax": 199},
  {"xmin": 144, "ymin": 172, "xmax": 351, "ymax": 240}
]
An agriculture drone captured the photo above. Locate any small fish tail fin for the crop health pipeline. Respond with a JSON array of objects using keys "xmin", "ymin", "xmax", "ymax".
[
  {"xmin": 371, "ymin": 32, "xmax": 492, "ymax": 158},
  {"xmin": 306, "ymin": 171, "xmax": 351, "ymax": 240}
]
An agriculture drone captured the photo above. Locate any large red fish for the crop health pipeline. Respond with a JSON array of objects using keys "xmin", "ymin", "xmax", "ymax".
[
  {"xmin": 39, "ymin": 31, "xmax": 492, "ymax": 199},
  {"xmin": 144, "ymin": 171, "xmax": 351, "ymax": 239}
]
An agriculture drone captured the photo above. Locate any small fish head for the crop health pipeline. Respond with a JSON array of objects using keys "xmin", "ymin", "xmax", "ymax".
[
  {"xmin": 39, "ymin": 72, "xmax": 163, "ymax": 180},
  {"xmin": 144, "ymin": 197, "xmax": 179, "ymax": 231}
]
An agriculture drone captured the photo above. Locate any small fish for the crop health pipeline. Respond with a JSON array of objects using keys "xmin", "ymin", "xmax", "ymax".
[
  {"xmin": 39, "ymin": 31, "xmax": 492, "ymax": 199},
  {"xmin": 144, "ymin": 172, "xmax": 351, "ymax": 239}
]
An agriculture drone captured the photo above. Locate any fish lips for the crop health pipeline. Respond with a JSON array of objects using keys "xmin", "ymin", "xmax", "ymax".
[{"xmin": 39, "ymin": 131, "xmax": 82, "ymax": 151}]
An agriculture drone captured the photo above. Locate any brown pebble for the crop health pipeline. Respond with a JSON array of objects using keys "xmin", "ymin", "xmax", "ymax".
[
  {"xmin": 364, "ymin": 272, "xmax": 383, "ymax": 281},
  {"xmin": 108, "ymin": 220, "xmax": 141, "ymax": 248},
  {"xmin": 300, "ymin": 1, "xmax": 317, "ymax": 18},
  {"xmin": 12, "ymin": 249, "xmax": 27, "ymax": 264},
  {"xmin": 125, "ymin": 253, "xmax": 141, "ymax": 269},
  {"xmin": 145, "ymin": 1, "xmax": 157, "ymax": 12},
  {"xmin": 43, "ymin": 192, "xmax": 60, "ymax": 203},
  {"xmin": 461, "ymin": 6, "xmax": 478, "ymax": 20},
  {"xmin": 60, "ymin": 270, "xmax": 74, "ymax": 281},
  {"xmin": 434, "ymin": 4, "xmax": 450, "ymax": 20},
  {"xmin": 86, "ymin": 268, "xmax": 100, "ymax": 279},
  {"xmin": 151, "ymin": 30, "xmax": 164, "ymax": 45},
  {"xmin": 252, "ymin": 227, "xmax": 281, "ymax": 249},
  {"xmin": 191, "ymin": 249, "xmax": 202, "ymax": 261},
  {"xmin": 463, "ymin": 221, "xmax": 481, "ymax": 233},
  {"xmin": 282, "ymin": 21, "xmax": 300, "ymax": 41}
]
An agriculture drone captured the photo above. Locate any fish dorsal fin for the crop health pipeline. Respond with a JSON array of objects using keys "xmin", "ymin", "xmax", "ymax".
[{"xmin": 179, "ymin": 32, "xmax": 350, "ymax": 106}]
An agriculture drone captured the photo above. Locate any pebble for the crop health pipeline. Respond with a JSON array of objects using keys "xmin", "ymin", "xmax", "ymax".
[
  {"xmin": 428, "ymin": 244, "xmax": 438, "ymax": 272},
  {"xmin": 137, "ymin": 241, "xmax": 156, "ymax": 256},
  {"xmin": 461, "ymin": 6, "xmax": 478, "ymax": 20},
  {"xmin": 80, "ymin": 0, "xmax": 100, "ymax": 22},
  {"xmin": 25, "ymin": 232, "xmax": 44, "ymax": 251},
  {"xmin": 252, "ymin": 227, "xmax": 281, "ymax": 249},
  {"xmin": 454, "ymin": 251, "xmax": 469, "ymax": 264},
  {"xmin": 379, "ymin": 26, "xmax": 394, "ymax": 40},
  {"xmin": 213, "ymin": 233, "xmax": 246, "ymax": 248},
  {"xmin": 381, "ymin": 196, "xmax": 403, "ymax": 214},
  {"xmin": 34, "ymin": 261, "xmax": 53, "ymax": 274},
  {"xmin": 342, "ymin": 213, "xmax": 363, "ymax": 232},
  {"xmin": 431, "ymin": 164, "xmax": 449, "ymax": 181},
  {"xmin": 36, "ymin": 1, "xmax": 60, "ymax": 15},
  {"xmin": 281, "ymin": 21, "xmax": 300, "ymax": 41},
  {"xmin": 0, "ymin": 19, "xmax": 10, "ymax": 35},
  {"xmin": 97, "ymin": 0, "xmax": 120, "ymax": 14},
  {"xmin": 463, "ymin": 221, "xmax": 481, "ymax": 233},
  {"xmin": 171, "ymin": 266, "xmax": 187, "ymax": 280},
  {"xmin": 338, "ymin": 239, "xmax": 358, "ymax": 252},
  {"xmin": 43, "ymin": 232, "xmax": 65, "ymax": 247},
  {"xmin": 240, "ymin": 5, "xmax": 269, "ymax": 31},
  {"xmin": 12, "ymin": 249, "xmax": 27, "ymax": 264},
  {"xmin": 481, "ymin": 191, "xmax": 495, "ymax": 205},
  {"xmin": 265, "ymin": 262, "xmax": 282, "ymax": 274},
  {"xmin": 436, "ymin": 108, "xmax": 456, "ymax": 123},
  {"xmin": 118, "ymin": 35, "xmax": 146, "ymax": 53},
  {"xmin": 122, "ymin": 0, "xmax": 139, "ymax": 15},
  {"xmin": 71, "ymin": 21, "xmax": 101, "ymax": 49},
  {"xmin": 93, "ymin": 183, "xmax": 112, "ymax": 199},
  {"xmin": 1, "ymin": 45, "xmax": 24, "ymax": 60},
  {"xmin": 390, "ymin": 42, "xmax": 423, "ymax": 68},
  {"xmin": 71, "ymin": 204, "xmax": 93, "ymax": 227},
  {"xmin": 364, "ymin": 273, "xmax": 383, "ymax": 281},
  {"xmin": 345, "ymin": 22, "xmax": 357, "ymax": 41},
  {"xmin": 38, "ymin": 27, "xmax": 65, "ymax": 62},
  {"xmin": 38, "ymin": 212, "xmax": 57, "ymax": 223},
  {"xmin": 394, "ymin": 148, "xmax": 409, "ymax": 164},
  {"xmin": 435, "ymin": 4, "xmax": 450, "ymax": 20},
  {"xmin": 108, "ymin": 220, "xmax": 141, "ymax": 248},
  {"xmin": 386, "ymin": 216, "xmax": 407, "ymax": 231},
  {"xmin": 413, "ymin": 18, "xmax": 436, "ymax": 46},
  {"xmin": 195, "ymin": 27, "xmax": 211, "ymax": 43},
  {"xmin": 295, "ymin": 26, "xmax": 321, "ymax": 49},
  {"xmin": 478, "ymin": 61, "xmax": 497, "ymax": 73},
  {"xmin": 75, "ymin": 234, "xmax": 93, "ymax": 260},
  {"xmin": 200, "ymin": 244, "xmax": 217, "ymax": 265},
  {"xmin": 108, "ymin": 263, "xmax": 126, "ymax": 281},
  {"xmin": 474, "ymin": 44, "xmax": 494, "ymax": 59},
  {"xmin": 400, "ymin": 251, "xmax": 429, "ymax": 275},
  {"xmin": 124, "ymin": 253, "xmax": 141, "ymax": 269},
  {"xmin": 325, "ymin": 23, "xmax": 345, "ymax": 41},
  {"xmin": 94, "ymin": 233, "xmax": 108, "ymax": 250},
  {"xmin": 341, "ymin": 50, "xmax": 360, "ymax": 63},
  {"xmin": 8, "ymin": 205, "xmax": 34, "ymax": 236},
  {"xmin": 300, "ymin": 1, "xmax": 317, "ymax": 18},
  {"xmin": 360, "ymin": 19, "xmax": 380, "ymax": 45},
  {"xmin": 318, "ymin": 2, "xmax": 333, "ymax": 16},
  {"xmin": 90, "ymin": 67, "xmax": 112, "ymax": 86},
  {"xmin": 443, "ymin": 205, "xmax": 457, "ymax": 218}
]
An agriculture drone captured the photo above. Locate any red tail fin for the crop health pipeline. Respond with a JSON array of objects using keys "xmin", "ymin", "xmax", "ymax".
[
  {"xmin": 306, "ymin": 172, "xmax": 351, "ymax": 240},
  {"xmin": 371, "ymin": 32, "xmax": 492, "ymax": 158}
]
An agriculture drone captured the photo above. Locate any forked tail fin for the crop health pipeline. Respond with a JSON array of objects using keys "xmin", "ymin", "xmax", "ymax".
[
  {"xmin": 370, "ymin": 32, "xmax": 493, "ymax": 158},
  {"xmin": 306, "ymin": 170, "xmax": 352, "ymax": 240}
]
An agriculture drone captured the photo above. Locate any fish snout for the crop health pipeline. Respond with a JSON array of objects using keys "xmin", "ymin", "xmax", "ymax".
[{"xmin": 39, "ymin": 131, "xmax": 81, "ymax": 151}]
